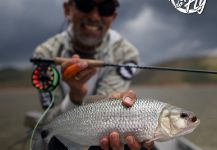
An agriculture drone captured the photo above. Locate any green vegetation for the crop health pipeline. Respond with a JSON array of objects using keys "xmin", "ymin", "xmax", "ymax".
[
  {"xmin": 0, "ymin": 67, "xmax": 32, "ymax": 88},
  {"xmin": 1, "ymin": 56, "xmax": 217, "ymax": 87}
]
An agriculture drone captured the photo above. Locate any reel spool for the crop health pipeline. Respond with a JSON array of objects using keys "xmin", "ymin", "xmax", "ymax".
[{"xmin": 31, "ymin": 64, "xmax": 59, "ymax": 92}]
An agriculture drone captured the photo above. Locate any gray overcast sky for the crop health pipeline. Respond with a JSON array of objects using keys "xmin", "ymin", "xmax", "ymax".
[{"xmin": 0, "ymin": 0, "xmax": 217, "ymax": 68}]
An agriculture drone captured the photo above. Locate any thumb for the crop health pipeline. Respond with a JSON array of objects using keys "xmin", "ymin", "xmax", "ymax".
[{"xmin": 122, "ymin": 90, "xmax": 137, "ymax": 107}]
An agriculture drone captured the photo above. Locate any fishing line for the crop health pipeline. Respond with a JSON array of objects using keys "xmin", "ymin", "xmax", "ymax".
[{"xmin": 29, "ymin": 92, "xmax": 55, "ymax": 150}]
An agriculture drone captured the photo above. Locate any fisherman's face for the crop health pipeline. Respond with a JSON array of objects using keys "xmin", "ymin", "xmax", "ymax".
[{"xmin": 65, "ymin": 0, "xmax": 117, "ymax": 47}]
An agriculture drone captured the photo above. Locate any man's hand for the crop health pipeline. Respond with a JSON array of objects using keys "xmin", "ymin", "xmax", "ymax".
[
  {"xmin": 100, "ymin": 90, "xmax": 154, "ymax": 150},
  {"xmin": 62, "ymin": 55, "xmax": 96, "ymax": 105},
  {"xmin": 110, "ymin": 90, "xmax": 137, "ymax": 107}
]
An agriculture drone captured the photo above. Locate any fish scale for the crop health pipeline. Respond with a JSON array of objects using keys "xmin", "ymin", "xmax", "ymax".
[{"xmin": 44, "ymin": 98, "xmax": 167, "ymax": 146}]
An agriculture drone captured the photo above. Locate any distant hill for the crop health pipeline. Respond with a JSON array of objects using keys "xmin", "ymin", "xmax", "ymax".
[
  {"xmin": 1, "ymin": 56, "xmax": 217, "ymax": 88},
  {"xmin": 0, "ymin": 67, "xmax": 32, "ymax": 88},
  {"xmin": 132, "ymin": 56, "xmax": 217, "ymax": 85}
]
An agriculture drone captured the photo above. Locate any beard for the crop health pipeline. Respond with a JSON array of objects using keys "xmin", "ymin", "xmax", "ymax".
[{"xmin": 75, "ymin": 31, "xmax": 103, "ymax": 47}]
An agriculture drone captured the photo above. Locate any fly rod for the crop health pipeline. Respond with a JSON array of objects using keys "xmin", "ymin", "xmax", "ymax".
[{"xmin": 30, "ymin": 57, "xmax": 217, "ymax": 75}]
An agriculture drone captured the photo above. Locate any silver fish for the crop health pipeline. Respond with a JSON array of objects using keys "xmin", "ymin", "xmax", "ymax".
[{"xmin": 42, "ymin": 98, "xmax": 200, "ymax": 146}]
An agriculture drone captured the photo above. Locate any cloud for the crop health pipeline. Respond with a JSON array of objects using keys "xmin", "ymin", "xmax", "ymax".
[
  {"xmin": 114, "ymin": 0, "xmax": 217, "ymax": 64},
  {"xmin": 123, "ymin": 7, "xmax": 169, "ymax": 33},
  {"xmin": 0, "ymin": 0, "xmax": 217, "ymax": 67},
  {"xmin": 121, "ymin": 6, "xmax": 184, "ymax": 40},
  {"xmin": 0, "ymin": 0, "xmax": 25, "ymax": 12},
  {"xmin": 0, "ymin": 0, "xmax": 64, "ymax": 68},
  {"xmin": 117, "ymin": 6, "xmax": 186, "ymax": 64}
]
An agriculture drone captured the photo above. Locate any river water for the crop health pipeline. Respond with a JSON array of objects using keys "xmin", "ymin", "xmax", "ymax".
[{"xmin": 0, "ymin": 86, "xmax": 216, "ymax": 150}]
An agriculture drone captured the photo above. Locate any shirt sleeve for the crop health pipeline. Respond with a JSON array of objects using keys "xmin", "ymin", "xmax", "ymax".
[{"xmin": 33, "ymin": 35, "xmax": 63, "ymax": 59}]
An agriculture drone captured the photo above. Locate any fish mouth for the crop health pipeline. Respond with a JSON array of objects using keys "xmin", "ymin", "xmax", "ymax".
[{"xmin": 177, "ymin": 119, "xmax": 200, "ymax": 137}]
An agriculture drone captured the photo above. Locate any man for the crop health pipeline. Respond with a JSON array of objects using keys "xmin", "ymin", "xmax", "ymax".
[{"xmin": 33, "ymin": 0, "xmax": 153, "ymax": 149}]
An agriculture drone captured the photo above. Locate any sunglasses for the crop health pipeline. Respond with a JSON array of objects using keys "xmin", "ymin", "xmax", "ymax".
[{"xmin": 74, "ymin": 0, "xmax": 118, "ymax": 17}]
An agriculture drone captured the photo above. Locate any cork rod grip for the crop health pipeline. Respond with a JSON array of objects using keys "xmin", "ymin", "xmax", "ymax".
[{"xmin": 54, "ymin": 57, "xmax": 105, "ymax": 67}]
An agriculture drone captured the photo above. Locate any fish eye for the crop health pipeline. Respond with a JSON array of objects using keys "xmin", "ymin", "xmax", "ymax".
[{"xmin": 180, "ymin": 112, "xmax": 188, "ymax": 118}]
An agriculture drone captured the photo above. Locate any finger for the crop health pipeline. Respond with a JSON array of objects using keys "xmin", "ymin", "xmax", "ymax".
[
  {"xmin": 61, "ymin": 59, "xmax": 79, "ymax": 72},
  {"xmin": 76, "ymin": 67, "xmax": 97, "ymax": 83},
  {"xmin": 100, "ymin": 137, "xmax": 109, "ymax": 150},
  {"xmin": 122, "ymin": 90, "xmax": 137, "ymax": 107},
  {"xmin": 74, "ymin": 59, "xmax": 89, "ymax": 69},
  {"xmin": 61, "ymin": 55, "xmax": 81, "ymax": 71},
  {"xmin": 143, "ymin": 140, "xmax": 154, "ymax": 150},
  {"xmin": 72, "ymin": 54, "xmax": 80, "ymax": 59},
  {"xmin": 109, "ymin": 93, "xmax": 121, "ymax": 99},
  {"xmin": 109, "ymin": 132, "xmax": 123, "ymax": 150},
  {"xmin": 109, "ymin": 91, "xmax": 130, "ymax": 99},
  {"xmin": 125, "ymin": 136, "xmax": 141, "ymax": 150},
  {"xmin": 74, "ymin": 69, "xmax": 96, "ymax": 84}
]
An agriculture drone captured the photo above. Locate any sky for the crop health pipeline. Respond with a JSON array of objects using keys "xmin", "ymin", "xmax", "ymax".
[{"xmin": 0, "ymin": 0, "xmax": 217, "ymax": 68}]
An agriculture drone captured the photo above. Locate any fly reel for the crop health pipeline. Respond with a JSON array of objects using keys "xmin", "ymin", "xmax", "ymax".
[{"xmin": 32, "ymin": 64, "xmax": 59, "ymax": 92}]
